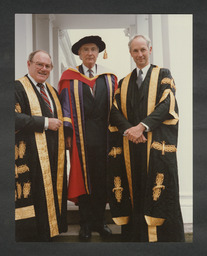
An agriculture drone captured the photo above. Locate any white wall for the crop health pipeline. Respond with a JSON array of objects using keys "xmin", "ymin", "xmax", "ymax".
[
  {"xmin": 15, "ymin": 14, "xmax": 33, "ymax": 79},
  {"xmin": 168, "ymin": 15, "xmax": 193, "ymax": 223}
]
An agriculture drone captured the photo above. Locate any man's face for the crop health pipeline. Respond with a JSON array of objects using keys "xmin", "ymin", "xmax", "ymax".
[
  {"xmin": 27, "ymin": 51, "xmax": 52, "ymax": 83},
  {"xmin": 130, "ymin": 37, "xmax": 152, "ymax": 69},
  {"xmin": 78, "ymin": 43, "xmax": 99, "ymax": 69}
]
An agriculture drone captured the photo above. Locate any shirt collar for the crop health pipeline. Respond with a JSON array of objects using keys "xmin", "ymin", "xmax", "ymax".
[
  {"xmin": 136, "ymin": 63, "xmax": 150, "ymax": 79},
  {"xmin": 28, "ymin": 73, "xmax": 46, "ymax": 88},
  {"xmin": 82, "ymin": 64, "xmax": 97, "ymax": 76}
]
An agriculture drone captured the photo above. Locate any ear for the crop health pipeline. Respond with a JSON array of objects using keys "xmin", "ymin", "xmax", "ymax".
[
  {"xmin": 78, "ymin": 50, "xmax": 82, "ymax": 60},
  {"xmin": 27, "ymin": 60, "xmax": 31, "ymax": 68},
  {"xmin": 149, "ymin": 46, "xmax": 152, "ymax": 54}
]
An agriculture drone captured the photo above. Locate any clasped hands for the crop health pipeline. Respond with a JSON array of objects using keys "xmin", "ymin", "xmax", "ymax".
[{"xmin": 124, "ymin": 123, "xmax": 147, "ymax": 144}]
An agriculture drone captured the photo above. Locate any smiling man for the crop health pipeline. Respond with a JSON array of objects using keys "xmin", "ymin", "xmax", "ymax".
[
  {"xmin": 15, "ymin": 50, "xmax": 68, "ymax": 241},
  {"xmin": 107, "ymin": 35, "xmax": 185, "ymax": 242},
  {"xmin": 58, "ymin": 36, "xmax": 118, "ymax": 241}
]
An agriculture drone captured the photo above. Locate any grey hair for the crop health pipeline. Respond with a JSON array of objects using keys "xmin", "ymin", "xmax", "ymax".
[
  {"xmin": 28, "ymin": 50, "xmax": 53, "ymax": 68},
  {"xmin": 128, "ymin": 34, "xmax": 151, "ymax": 50}
]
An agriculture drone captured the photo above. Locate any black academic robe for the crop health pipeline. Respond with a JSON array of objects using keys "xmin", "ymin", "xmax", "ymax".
[
  {"xmin": 15, "ymin": 75, "xmax": 67, "ymax": 241},
  {"xmin": 108, "ymin": 65, "xmax": 185, "ymax": 242}
]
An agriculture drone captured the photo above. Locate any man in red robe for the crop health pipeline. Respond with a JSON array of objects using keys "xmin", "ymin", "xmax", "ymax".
[{"xmin": 58, "ymin": 36, "xmax": 118, "ymax": 240}]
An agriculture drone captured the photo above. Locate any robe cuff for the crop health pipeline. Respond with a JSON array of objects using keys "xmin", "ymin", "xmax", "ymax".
[
  {"xmin": 145, "ymin": 215, "xmax": 165, "ymax": 226},
  {"xmin": 112, "ymin": 216, "xmax": 129, "ymax": 225},
  {"xmin": 144, "ymin": 215, "xmax": 165, "ymax": 242}
]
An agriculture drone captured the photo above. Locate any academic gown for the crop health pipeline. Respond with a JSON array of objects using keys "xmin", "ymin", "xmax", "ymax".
[
  {"xmin": 58, "ymin": 66, "xmax": 117, "ymax": 227},
  {"xmin": 15, "ymin": 75, "xmax": 67, "ymax": 242},
  {"xmin": 58, "ymin": 66, "xmax": 117, "ymax": 201},
  {"xmin": 107, "ymin": 65, "xmax": 185, "ymax": 242}
]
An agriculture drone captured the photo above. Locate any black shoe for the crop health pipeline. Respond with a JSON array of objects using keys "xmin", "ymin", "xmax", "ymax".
[
  {"xmin": 79, "ymin": 225, "xmax": 91, "ymax": 240},
  {"xmin": 92, "ymin": 224, "xmax": 112, "ymax": 238}
]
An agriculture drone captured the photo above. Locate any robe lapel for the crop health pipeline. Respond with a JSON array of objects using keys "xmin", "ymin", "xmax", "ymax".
[
  {"xmin": 138, "ymin": 65, "xmax": 154, "ymax": 103},
  {"xmin": 128, "ymin": 69, "xmax": 137, "ymax": 111},
  {"xmin": 46, "ymin": 84, "xmax": 57, "ymax": 118}
]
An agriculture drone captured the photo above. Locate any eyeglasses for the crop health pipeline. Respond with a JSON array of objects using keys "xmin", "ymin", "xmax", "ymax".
[{"xmin": 30, "ymin": 61, "xmax": 52, "ymax": 70}]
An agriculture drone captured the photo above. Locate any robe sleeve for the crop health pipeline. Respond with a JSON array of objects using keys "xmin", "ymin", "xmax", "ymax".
[
  {"xmin": 15, "ymin": 81, "xmax": 45, "ymax": 133},
  {"xmin": 58, "ymin": 80, "xmax": 73, "ymax": 133},
  {"xmin": 141, "ymin": 69, "xmax": 178, "ymax": 130}
]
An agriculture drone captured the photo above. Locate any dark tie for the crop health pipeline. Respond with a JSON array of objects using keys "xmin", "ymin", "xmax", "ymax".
[
  {"xmin": 88, "ymin": 69, "xmax": 96, "ymax": 96},
  {"xmin": 136, "ymin": 69, "xmax": 143, "ymax": 89},
  {"xmin": 37, "ymin": 83, "xmax": 52, "ymax": 113},
  {"xmin": 88, "ymin": 69, "xmax": 94, "ymax": 78}
]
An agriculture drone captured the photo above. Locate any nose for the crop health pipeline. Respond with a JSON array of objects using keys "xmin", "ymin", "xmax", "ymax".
[
  {"xmin": 41, "ymin": 65, "xmax": 48, "ymax": 70},
  {"xmin": 138, "ymin": 51, "xmax": 143, "ymax": 57},
  {"xmin": 88, "ymin": 49, "xmax": 93, "ymax": 55}
]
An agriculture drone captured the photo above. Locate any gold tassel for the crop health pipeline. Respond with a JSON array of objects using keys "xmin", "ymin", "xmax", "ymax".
[{"xmin": 103, "ymin": 49, "xmax": 108, "ymax": 59}]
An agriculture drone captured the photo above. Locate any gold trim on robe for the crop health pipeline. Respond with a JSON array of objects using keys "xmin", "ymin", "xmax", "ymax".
[
  {"xmin": 151, "ymin": 141, "xmax": 177, "ymax": 155},
  {"xmin": 63, "ymin": 117, "xmax": 72, "ymax": 124},
  {"xmin": 147, "ymin": 67, "xmax": 160, "ymax": 173},
  {"xmin": 145, "ymin": 215, "xmax": 165, "ymax": 242},
  {"xmin": 159, "ymin": 89, "xmax": 179, "ymax": 125},
  {"xmin": 161, "ymin": 77, "xmax": 176, "ymax": 91},
  {"xmin": 106, "ymin": 74, "xmax": 113, "ymax": 111},
  {"xmin": 112, "ymin": 216, "xmax": 130, "ymax": 225},
  {"xmin": 17, "ymin": 77, "xmax": 59, "ymax": 237},
  {"xmin": 108, "ymin": 147, "xmax": 122, "ymax": 158},
  {"xmin": 108, "ymin": 124, "xmax": 118, "ymax": 132},
  {"xmin": 114, "ymin": 87, "xmax": 120, "ymax": 96},
  {"xmin": 113, "ymin": 98, "xmax": 119, "ymax": 110},
  {"xmin": 73, "ymin": 80, "xmax": 89, "ymax": 194},
  {"xmin": 46, "ymin": 82, "xmax": 65, "ymax": 214},
  {"xmin": 15, "ymin": 205, "xmax": 35, "ymax": 221},
  {"xmin": 121, "ymin": 72, "xmax": 134, "ymax": 208}
]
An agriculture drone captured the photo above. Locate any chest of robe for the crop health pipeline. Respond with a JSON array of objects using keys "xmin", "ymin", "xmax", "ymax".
[{"xmin": 82, "ymin": 75, "xmax": 108, "ymax": 146}]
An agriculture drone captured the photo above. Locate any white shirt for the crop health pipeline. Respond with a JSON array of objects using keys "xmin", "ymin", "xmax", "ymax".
[
  {"xmin": 136, "ymin": 63, "xmax": 150, "ymax": 81},
  {"xmin": 82, "ymin": 64, "xmax": 97, "ymax": 77},
  {"xmin": 82, "ymin": 64, "xmax": 97, "ymax": 95},
  {"xmin": 28, "ymin": 74, "xmax": 54, "ymax": 129}
]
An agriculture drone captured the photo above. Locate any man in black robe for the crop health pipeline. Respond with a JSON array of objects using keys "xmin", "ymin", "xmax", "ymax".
[
  {"xmin": 15, "ymin": 50, "xmax": 67, "ymax": 241},
  {"xmin": 58, "ymin": 36, "xmax": 118, "ymax": 240},
  {"xmin": 108, "ymin": 35, "xmax": 185, "ymax": 242}
]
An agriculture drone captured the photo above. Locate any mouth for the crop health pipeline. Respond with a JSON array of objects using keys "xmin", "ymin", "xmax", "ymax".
[{"xmin": 38, "ymin": 71, "xmax": 47, "ymax": 76}]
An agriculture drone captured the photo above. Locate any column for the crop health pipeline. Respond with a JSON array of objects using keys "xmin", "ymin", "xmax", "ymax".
[
  {"xmin": 15, "ymin": 14, "xmax": 33, "ymax": 79},
  {"xmin": 33, "ymin": 14, "xmax": 52, "ymax": 84}
]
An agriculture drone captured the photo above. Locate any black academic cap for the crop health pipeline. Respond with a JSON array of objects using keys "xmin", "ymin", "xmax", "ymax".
[{"xmin": 71, "ymin": 35, "xmax": 106, "ymax": 55}]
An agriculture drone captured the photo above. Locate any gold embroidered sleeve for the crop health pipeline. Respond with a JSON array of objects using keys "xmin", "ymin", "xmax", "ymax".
[
  {"xmin": 15, "ymin": 103, "xmax": 22, "ymax": 113},
  {"xmin": 108, "ymin": 124, "xmax": 119, "ymax": 132},
  {"xmin": 112, "ymin": 216, "xmax": 130, "ymax": 225},
  {"xmin": 145, "ymin": 215, "xmax": 165, "ymax": 226},
  {"xmin": 159, "ymin": 89, "xmax": 179, "ymax": 125},
  {"xmin": 161, "ymin": 77, "xmax": 176, "ymax": 91}
]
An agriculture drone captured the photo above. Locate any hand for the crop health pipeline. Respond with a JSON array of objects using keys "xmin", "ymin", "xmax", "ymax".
[
  {"xmin": 66, "ymin": 136, "xmax": 72, "ymax": 150},
  {"xmin": 124, "ymin": 123, "xmax": 146, "ymax": 144},
  {"xmin": 135, "ymin": 134, "xmax": 147, "ymax": 144},
  {"xmin": 48, "ymin": 118, "xmax": 62, "ymax": 131}
]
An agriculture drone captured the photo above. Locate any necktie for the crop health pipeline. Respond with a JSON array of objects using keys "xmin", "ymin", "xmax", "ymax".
[
  {"xmin": 37, "ymin": 83, "xmax": 52, "ymax": 113},
  {"xmin": 88, "ymin": 69, "xmax": 94, "ymax": 78},
  {"xmin": 136, "ymin": 69, "xmax": 143, "ymax": 89},
  {"xmin": 88, "ymin": 69, "xmax": 96, "ymax": 96}
]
